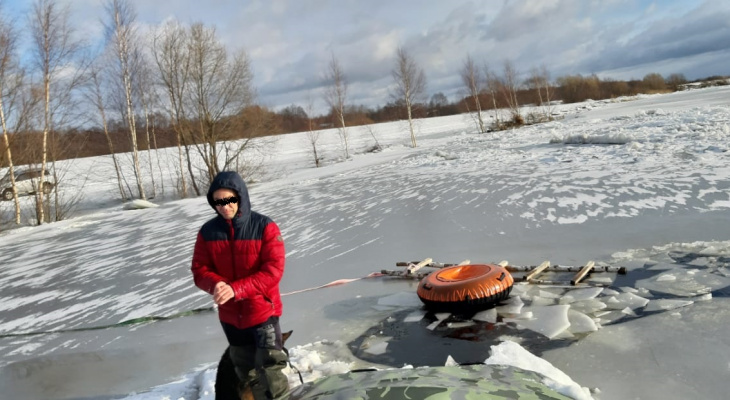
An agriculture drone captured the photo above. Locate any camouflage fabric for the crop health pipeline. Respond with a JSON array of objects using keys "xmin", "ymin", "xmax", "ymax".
[{"xmin": 282, "ymin": 364, "xmax": 572, "ymax": 399}]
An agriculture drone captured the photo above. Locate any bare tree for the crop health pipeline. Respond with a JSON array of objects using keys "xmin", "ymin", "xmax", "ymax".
[
  {"xmin": 323, "ymin": 53, "xmax": 349, "ymax": 159},
  {"xmin": 483, "ymin": 63, "xmax": 501, "ymax": 130},
  {"xmin": 104, "ymin": 0, "xmax": 146, "ymax": 200},
  {"xmin": 304, "ymin": 97, "xmax": 321, "ymax": 167},
  {"xmin": 29, "ymin": 0, "xmax": 85, "ymax": 223},
  {"xmin": 86, "ymin": 62, "xmax": 127, "ymax": 200},
  {"xmin": 186, "ymin": 22, "xmax": 256, "ymax": 183},
  {"xmin": 0, "ymin": 5, "xmax": 23, "ymax": 224},
  {"xmin": 134, "ymin": 53, "xmax": 158, "ymax": 197},
  {"xmin": 460, "ymin": 54, "xmax": 486, "ymax": 133},
  {"xmin": 391, "ymin": 47, "xmax": 427, "ymax": 147},
  {"xmin": 152, "ymin": 20, "xmax": 191, "ymax": 197},
  {"xmin": 527, "ymin": 65, "xmax": 554, "ymax": 122},
  {"xmin": 500, "ymin": 59, "xmax": 522, "ymax": 125},
  {"xmin": 537, "ymin": 65, "xmax": 554, "ymax": 120}
]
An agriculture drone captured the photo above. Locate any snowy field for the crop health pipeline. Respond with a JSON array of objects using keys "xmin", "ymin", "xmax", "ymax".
[{"xmin": 1, "ymin": 86, "xmax": 729, "ymax": 399}]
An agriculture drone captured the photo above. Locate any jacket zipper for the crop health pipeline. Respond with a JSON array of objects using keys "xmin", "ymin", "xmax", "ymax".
[{"xmin": 227, "ymin": 219, "xmax": 242, "ymax": 327}]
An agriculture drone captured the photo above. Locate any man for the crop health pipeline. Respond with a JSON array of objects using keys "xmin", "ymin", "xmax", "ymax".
[{"xmin": 191, "ymin": 171, "xmax": 289, "ymax": 399}]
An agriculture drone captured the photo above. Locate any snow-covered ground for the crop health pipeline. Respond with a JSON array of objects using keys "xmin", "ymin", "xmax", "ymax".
[{"xmin": 1, "ymin": 86, "xmax": 729, "ymax": 399}]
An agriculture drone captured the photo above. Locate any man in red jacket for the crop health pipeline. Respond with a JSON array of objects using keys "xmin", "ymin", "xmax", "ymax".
[{"xmin": 191, "ymin": 171, "xmax": 288, "ymax": 399}]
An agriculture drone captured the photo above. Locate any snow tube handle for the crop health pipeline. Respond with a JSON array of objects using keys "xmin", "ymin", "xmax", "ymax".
[{"xmin": 497, "ymin": 272, "xmax": 506, "ymax": 282}]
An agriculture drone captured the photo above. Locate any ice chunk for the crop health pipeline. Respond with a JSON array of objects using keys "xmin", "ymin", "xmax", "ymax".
[
  {"xmin": 447, "ymin": 321, "xmax": 475, "ymax": 329},
  {"xmin": 569, "ymin": 299, "xmax": 607, "ymax": 314},
  {"xmin": 616, "ymin": 292, "xmax": 650, "ymax": 309},
  {"xmin": 495, "ymin": 296, "xmax": 524, "ymax": 314},
  {"xmin": 657, "ymin": 274, "xmax": 677, "ymax": 282},
  {"xmin": 503, "ymin": 311, "xmax": 534, "ymax": 322},
  {"xmin": 595, "ymin": 310, "xmax": 628, "ymax": 325},
  {"xmin": 508, "ymin": 305, "xmax": 570, "ymax": 339},
  {"xmin": 694, "ymin": 293, "xmax": 712, "ymax": 301},
  {"xmin": 510, "ymin": 283, "xmax": 530, "ymax": 296},
  {"xmin": 568, "ymin": 310, "xmax": 598, "ymax": 334},
  {"xmin": 362, "ymin": 338, "xmax": 389, "ymax": 355},
  {"xmin": 587, "ymin": 276, "xmax": 613, "ymax": 284},
  {"xmin": 636, "ymin": 267, "xmax": 722, "ymax": 297},
  {"xmin": 472, "ymin": 308, "xmax": 497, "ymax": 323},
  {"xmin": 560, "ymin": 287, "xmax": 604, "ymax": 303},
  {"xmin": 403, "ymin": 310, "xmax": 426, "ymax": 323},
  {"xmin": 485, "ymin": 341, "xmax": 593, "ymax": 400},
  {"xmin": 434, "ymin": 312, "xmax": 451, "ymax": 321},
  {"xmin": 644, "ymin": 299, "xmax": 694, "ymax": 312},
  {"xmin": 538, "ymin": 289, "xmax": 563, "ymax": 299},
  {"xmin": 426, "ymin": 320, "xmax": 441, "ymax": 330},
  {"xmin": 531, "ymin": 297, "xmax": 556, "ymax": 306},
  {"xmin": 604, "ymin": 292, "xmax": 649, "ymax": 310}
]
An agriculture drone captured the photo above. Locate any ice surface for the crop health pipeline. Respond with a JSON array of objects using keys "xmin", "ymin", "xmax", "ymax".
[
  {"xmin": 376, "ymin": 291, "xmax": 423, "ymax": 308},
  {"xmin": 2, "ymin": 87, "xmax": 730, "ymax": 400}
]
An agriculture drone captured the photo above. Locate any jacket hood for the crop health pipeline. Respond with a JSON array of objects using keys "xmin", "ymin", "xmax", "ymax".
[{"xmin": 207, "ymin": 171, "xmax": 251, "ymax": 218}]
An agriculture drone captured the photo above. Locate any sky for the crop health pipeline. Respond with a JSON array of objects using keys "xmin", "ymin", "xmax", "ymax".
[
  {"xmin": 1, "ymin": 86, "xmax": 730, "ymax": 399},
  {"xmin": 2, "ymin": 0, "xmax": 729, "ymax": 115}
]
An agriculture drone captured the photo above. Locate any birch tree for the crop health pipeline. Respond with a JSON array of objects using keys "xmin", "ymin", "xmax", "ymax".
[
  {"xmin": 29, "ymin": 0, "xmax": 85, "ymax": 223},
  {"xmin": 134, "ymin": 54, "xmax": 158, "ymax": 197},
  {"xmin": 152, "ymin": 20, "xmax": 190, "ymax": 197},
  {"xmin": 86, "ymin": 62, "xmax": 127, "ymax": 200},
  {"xmin": 187, "ymin": 22, "xmax": 255, "ymax": 183},
  {"xmin": 527, "ymin": 65, "xmax": 554, "ymax": 121},
  {"xmin": 460, "ymin": 54, "xmax": 486, "ymax": 133},
  {"xmin": 484, "ymin": 64, "xmax": 501, "ymax": 129},
  {"xmin": 391, "ymin": 47, "xmax": 426, "ymax": 147},
  {"xmin": 500, "ymin": 59, "xmax": 522, "ymax": 125},
  {"xmin": 104, "ymin": 0, "xmax": 146, "ymax": 200},
  {"xmin": 0, "ymin": 5, "xmax": 23, "ymax": 224},
  {"xmin": 323, "ymin": 53, "xmax": 349, "ymax": 158},
  {"xmin": 304, "ymin": 97, "xmax": 321, "ymax": 167}
]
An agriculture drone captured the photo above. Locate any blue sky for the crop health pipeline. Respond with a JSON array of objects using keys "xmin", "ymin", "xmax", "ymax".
[{"xmin": 3, "ymin": 0, "xmax": 729, "ymax": 114}]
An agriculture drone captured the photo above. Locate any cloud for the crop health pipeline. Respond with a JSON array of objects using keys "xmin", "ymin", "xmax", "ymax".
[
  {"xmin": 13, "ymin": 0, "xmax": 728, "ymax": 115},
  {"xmin": 580, "ymin": 1, "xmax": 730, "ymax": 77}
]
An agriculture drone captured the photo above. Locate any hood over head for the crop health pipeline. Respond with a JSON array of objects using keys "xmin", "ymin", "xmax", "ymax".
[{"xmin": 207, "ymin": 171, "xmax": 251, "ymax": 218}]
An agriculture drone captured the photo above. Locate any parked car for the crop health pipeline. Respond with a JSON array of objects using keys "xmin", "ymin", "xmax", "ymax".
[{"xmin": 0, "ymin": 167, "xmax": 55, "ymax": 201}]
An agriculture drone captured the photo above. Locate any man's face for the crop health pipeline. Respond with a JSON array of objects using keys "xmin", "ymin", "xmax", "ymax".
[{"xmin": 213, "ymin": 188, "xmax": 239, "ymax": 220}]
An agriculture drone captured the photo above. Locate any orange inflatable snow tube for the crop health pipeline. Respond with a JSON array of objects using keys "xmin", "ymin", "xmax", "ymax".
[{"xmin": 417, "ymin": 264, "xmax": 514, "ymax": 312}]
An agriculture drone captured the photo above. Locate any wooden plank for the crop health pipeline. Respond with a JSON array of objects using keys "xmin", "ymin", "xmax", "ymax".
[
  {"xmin": 506, "ymin": 264, "xmax": 624, "ymax": 273},
  {"xmin": 523, "ymin": 260, "xmax": 550, "ymax": 282},
  {"xmin": 396, "ymin": 261, "xmax": 454, "ymax": 268},
  {"xmin": 380, "ymin": 269, "xmax": 429, "ymax": 280},
  {"xmin": 570, "ymin": 261, "xmax": 595, "ymax": 285},
  {"xmin": 405, "ymin": 258, "xmax": 433, "ymax": 275},
  {"xmin": 525, "ymin": 278, "xmax": 611, "ymax": 287},
  {"xmin": 396, "ymin": 259, "xmax": 470, "ymax": 269}
]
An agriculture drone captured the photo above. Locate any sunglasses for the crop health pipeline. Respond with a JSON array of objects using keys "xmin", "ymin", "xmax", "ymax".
[{"xmin": 213, "ymin": 196, "xmax": 239, "ymax": 207}]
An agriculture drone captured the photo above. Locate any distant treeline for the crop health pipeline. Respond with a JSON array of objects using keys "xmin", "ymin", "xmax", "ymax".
[{"xmin": 0, "ymin": 73, "xmax": 726, "ymax": 168}]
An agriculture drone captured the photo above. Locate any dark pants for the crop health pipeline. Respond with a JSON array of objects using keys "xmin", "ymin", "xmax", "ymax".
[{"xmin": 221, "ymin": 317, "xmax": 289, "ymax": 399}]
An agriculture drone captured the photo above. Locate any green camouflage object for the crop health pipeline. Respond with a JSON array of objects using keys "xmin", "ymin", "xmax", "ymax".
[{"xmin": 282, "ymin": 364, "xmax": 572, "ymax": 400}]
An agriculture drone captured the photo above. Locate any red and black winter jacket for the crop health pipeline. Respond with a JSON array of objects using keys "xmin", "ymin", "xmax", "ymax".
[{"xmin": 191, "ymin": 172, "xmax": 285, "ymax": 329}]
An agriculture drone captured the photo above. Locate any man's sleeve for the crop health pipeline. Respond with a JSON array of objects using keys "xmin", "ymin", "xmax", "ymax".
[{"xmin": 191, "ymin": 231, "xmax": 226, "ymax": 294}]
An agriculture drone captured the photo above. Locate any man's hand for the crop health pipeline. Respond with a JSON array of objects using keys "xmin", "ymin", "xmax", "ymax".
[{"xmin": 213, "ymin": 281, "xmax": 234, "ymax": 305}]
